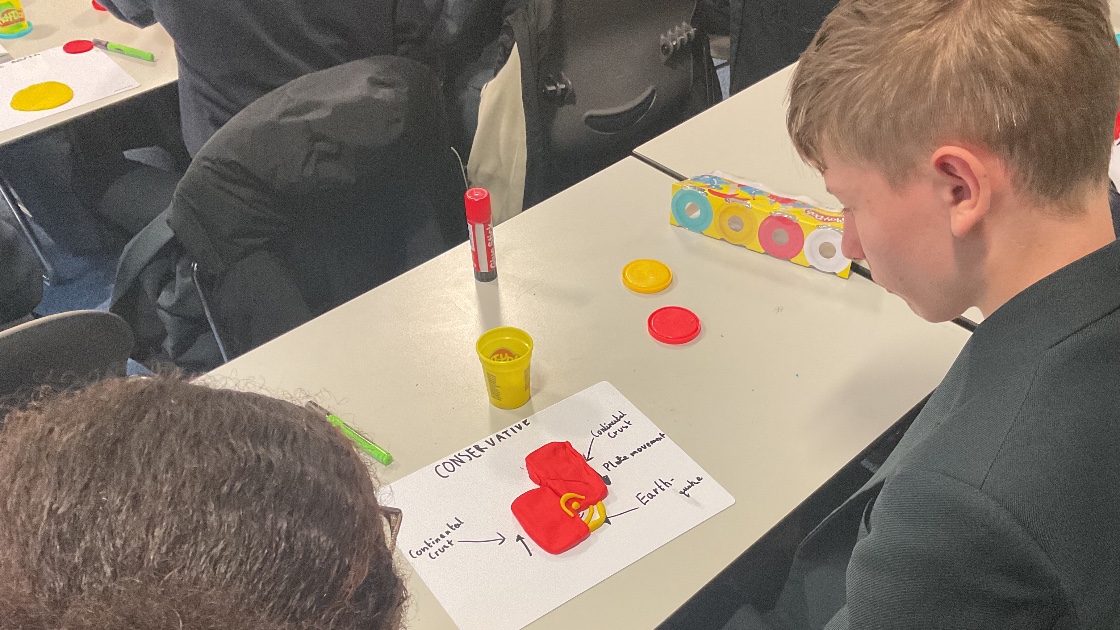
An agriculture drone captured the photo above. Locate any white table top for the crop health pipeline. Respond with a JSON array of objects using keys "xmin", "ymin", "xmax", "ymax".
[
  {"xmin": 0, "ymin": 0, "xmax": 176, "ymax": 145},
  {"xmin": 207, "ymin": 156, "xmax": 970, "ymax": 629}
]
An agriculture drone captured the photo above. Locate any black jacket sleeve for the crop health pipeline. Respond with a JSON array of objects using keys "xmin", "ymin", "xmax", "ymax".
[
  {"xmin": 825, "ymin": 469, "xmax": 1068, "ymax": 630},
  {"xmin": 93, "ymin": 0, "xmax": 157, "ymax": 27}
]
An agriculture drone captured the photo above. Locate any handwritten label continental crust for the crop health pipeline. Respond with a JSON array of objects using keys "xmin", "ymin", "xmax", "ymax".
[
  {"xmin": 591, "ymin": 411, "xmax": 631, "ymax": 439},
  {"xmin": 433, "ymin": 418, "xmax": 532, "ymax": 479},
  {"xmin": 409, "ymin": 517, "xmax": 465, "ymax": 560}
]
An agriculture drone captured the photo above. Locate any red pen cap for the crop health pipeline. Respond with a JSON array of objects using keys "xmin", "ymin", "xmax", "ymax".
[{"xmin": 465, "ymin": 187, "xmax": 492, "ymax": 224}]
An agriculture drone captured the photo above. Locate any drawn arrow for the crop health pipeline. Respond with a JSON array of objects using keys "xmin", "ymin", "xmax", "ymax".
[
  {"xmin": 605, "ymin": 507, "xmax": 639, "ymax": 524},
  {"xmin": 457, "ymin": 532, "xmax": 506, "ymax": 545},
  {"xmin": 516, "ymin": 534, "xmax": 533, "ymax": 557},
  {"xmin": 584, "ymin": 437, "xmax": 596, "ymax": 462}
]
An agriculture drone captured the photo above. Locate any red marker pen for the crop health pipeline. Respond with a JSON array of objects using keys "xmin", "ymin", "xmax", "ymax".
[{"xmin": 465, "ymin": 187, "xmax": 497, "ymax": 282}]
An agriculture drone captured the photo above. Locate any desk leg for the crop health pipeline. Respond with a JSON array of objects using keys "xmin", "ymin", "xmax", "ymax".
[{"xmin": 0, "ymin": 173, "xmax": 54, "ymax": 284}]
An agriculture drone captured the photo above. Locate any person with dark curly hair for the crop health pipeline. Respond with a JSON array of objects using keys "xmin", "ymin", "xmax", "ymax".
[{"xmin": 0, "ymin": 376, "xmax": 407, "ymax": 629}]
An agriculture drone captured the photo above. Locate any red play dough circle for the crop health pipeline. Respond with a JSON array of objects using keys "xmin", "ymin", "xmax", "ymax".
[
  {"xmin": 758, "ymin": 214, "xmax": 805, "ymax": 260},
  {"xmin": 647, "ymin": 306, "xmax": 701, "ymax": 345},
  {"xmin": 63, "ymin": 40, "xmax": 95, "ymax": 54},
  {"xmin": 92, "ymin": 0, "xmax": 108, "ymax": 10}
]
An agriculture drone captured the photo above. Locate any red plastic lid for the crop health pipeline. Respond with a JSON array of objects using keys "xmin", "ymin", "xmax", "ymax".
[
  {"xmin": 92, "ymin": 0, "xmax": 108, "ymax": 10},
  {"xmin": 63, "ymin": 40, "xmax": 94, "ymax": 54},
  {"xmin": 647, "ymin": 306, "xmax": 701, "ymax": 345},
  {"xmin": 465, "ymin": 187, "xmax": 492, "ymax": 224}
]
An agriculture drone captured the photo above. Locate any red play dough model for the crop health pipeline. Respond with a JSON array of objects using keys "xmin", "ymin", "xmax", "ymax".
[
  {"xmin": 511, "ymin": 442, "xmax": 609, "ymax": 555},
  {"xmin": 92, "ymin": 0, "xmax": 108, "ymax": 10},
  {"xmin": 63, "ymin": 40, "xmax": 95, "ymax": 54}
]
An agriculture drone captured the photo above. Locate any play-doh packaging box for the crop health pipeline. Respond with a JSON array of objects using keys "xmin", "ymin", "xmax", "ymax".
[{"xmin": 670, "ymin": 172, "xmax": 851, "ymax": 278}]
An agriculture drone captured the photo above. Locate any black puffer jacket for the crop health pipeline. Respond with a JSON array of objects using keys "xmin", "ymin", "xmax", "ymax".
[{"xmin": 112, "ymin": 56, "xmax": 466, "ymax": 371}]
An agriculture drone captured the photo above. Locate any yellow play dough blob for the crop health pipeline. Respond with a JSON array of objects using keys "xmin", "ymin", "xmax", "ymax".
[{"xmin": 11, "ymin": 81, "xmax": 74, "ymax": 112}]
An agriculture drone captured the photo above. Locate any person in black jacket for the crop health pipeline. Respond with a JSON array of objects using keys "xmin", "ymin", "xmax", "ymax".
[
  {"xmin": 726, "ymin": 0, "xmax": 1120, "ymax": 628},
  {"xmin": 98, "ymin": 0, "xmax": 436, "ymax": 156}
]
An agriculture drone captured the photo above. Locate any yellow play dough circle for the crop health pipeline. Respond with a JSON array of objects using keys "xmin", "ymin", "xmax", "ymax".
[
  {"xmin": 11, "ymin": 81, "xmax": 74, "ymax": 112},
  {"xmin": 622, "ymin": 259, "xmax": 673, "ymax": 294}
]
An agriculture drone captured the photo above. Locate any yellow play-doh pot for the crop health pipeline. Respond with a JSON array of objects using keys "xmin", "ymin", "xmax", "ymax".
[{"xmin": 475, "ymin": 326, "xmax": 533, "ymax": 409}]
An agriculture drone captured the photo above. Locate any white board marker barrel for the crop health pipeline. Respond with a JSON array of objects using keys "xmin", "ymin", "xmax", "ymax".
[{"xmin": 465, "ymin": 187, "xmax": 497, "ymax": 282}]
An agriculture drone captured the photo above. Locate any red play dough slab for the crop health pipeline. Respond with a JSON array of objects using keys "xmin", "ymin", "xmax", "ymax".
[
  {"xmin": 63, "ymin": 40, "xmax": 94, "ymax": 54},
  {"xmin": 647, "ymin": 306, "xmax": 701, "ymax": 345},
  {"xmin": 511, "ymin": 442, "xmax": 609, "ymax": 555},
  {"xmin": 92, "ymin": 0, "xmax": 108, "ymax": 10}
]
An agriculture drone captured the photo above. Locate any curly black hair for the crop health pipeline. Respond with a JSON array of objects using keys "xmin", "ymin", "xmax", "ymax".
[{"xmin": 0, "ymin": 376, "xmax": 406, "ymax": 629}]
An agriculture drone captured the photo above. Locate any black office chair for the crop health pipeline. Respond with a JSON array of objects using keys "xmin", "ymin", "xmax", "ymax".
[
  {"xmin": 544, "ymin": 0, "xmax": 707, "ymax": 161},
  {"xmin": 466, "ymin": 0, "xmax": 721, "ymax": 215},
  {"xmin": 0, "ymin": 311, "xmax": 134, "ymax": 403}
]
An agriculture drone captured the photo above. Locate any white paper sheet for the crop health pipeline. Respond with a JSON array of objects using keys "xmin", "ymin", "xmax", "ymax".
[
  {"xmin": 382, "ymin": 382, "xmax": 735, "ymax": 630},
  {"xmin": 0, "ymin": 46, "xmax": 138, "ymax": 132}
]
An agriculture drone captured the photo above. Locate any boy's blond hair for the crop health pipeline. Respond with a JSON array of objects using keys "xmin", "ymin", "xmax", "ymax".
[{"xmin": 788, "ymin": 0, "xmax": 1120, "ymax": 206}]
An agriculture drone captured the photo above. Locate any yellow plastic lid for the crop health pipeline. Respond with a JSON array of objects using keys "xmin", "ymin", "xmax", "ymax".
[{"xmin": 622, "ymin": 259, "xmax": 673, "ymax": 294}]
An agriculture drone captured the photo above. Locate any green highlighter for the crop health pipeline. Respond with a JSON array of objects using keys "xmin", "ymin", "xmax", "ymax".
[
  {"xmin": 92, "ymin": 38, "xmax": 155, "ymax": 62},
  {"xmin": 305, "ymin": 401, "xmax": 394, "ymax": 466}
]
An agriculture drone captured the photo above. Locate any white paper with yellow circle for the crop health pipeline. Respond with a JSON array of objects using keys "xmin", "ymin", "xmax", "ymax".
[{"xmin": 0, "ymin": 46, "xmax": 138, "ymax": 132}]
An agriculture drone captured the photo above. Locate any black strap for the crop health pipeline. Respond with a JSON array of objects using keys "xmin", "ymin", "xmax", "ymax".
[{"xmin": 110, "ymin": 206, "xmax": 174, "ymax": 308}]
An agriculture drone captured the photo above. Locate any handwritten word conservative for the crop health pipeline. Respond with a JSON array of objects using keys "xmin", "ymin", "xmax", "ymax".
[{"xmin": 432, "ymin": 418, "xmax": 532, "ymax": 479}]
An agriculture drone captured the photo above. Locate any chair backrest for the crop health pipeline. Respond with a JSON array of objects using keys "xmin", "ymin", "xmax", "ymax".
[
  {"xmin": 469, "ymin": 0, "xmax": 715, "ymax": 217},
  {"xmin": 543, "ymin": 0, "xmax": 700, "ymax": 159},
  {"xmin": 0, "ymin": 311, "xmax": 134, "ymax": 401}
]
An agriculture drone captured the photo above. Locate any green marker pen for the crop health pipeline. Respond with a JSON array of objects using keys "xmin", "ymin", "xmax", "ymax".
[
  {"xmin": 92, "ymin": 38, "xmax": 155, "ymax": 62},
  {"xmin": 305, "ymin": 401, "xmax": 394, "ymax": 465}
]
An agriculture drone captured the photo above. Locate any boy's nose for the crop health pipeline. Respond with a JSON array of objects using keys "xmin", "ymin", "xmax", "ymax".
[{"xmin": 841, "ymin": 211, "xmax": 864, "ymax": 260}]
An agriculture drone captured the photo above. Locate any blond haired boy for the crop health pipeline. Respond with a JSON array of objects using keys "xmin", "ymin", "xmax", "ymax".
[{"xmin": 727, "ymin": 1, "xmax": 1120, "ymax": 628}]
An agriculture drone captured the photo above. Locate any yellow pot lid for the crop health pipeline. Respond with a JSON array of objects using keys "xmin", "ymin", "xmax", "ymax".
[{"xmin": 622, "ymin": 259, "xmax": 673, "ymax": 294}]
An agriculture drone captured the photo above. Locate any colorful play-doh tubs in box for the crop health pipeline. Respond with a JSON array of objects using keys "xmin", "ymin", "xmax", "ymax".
[{"xmin": 670, "ymin": 172, "xmax": 851, "ymax": 278}]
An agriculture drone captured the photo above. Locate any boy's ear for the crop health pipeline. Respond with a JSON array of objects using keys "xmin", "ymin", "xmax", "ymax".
[{"xmin": 931, "ymin": 146, "xmax": 991, "ymax": 238}]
